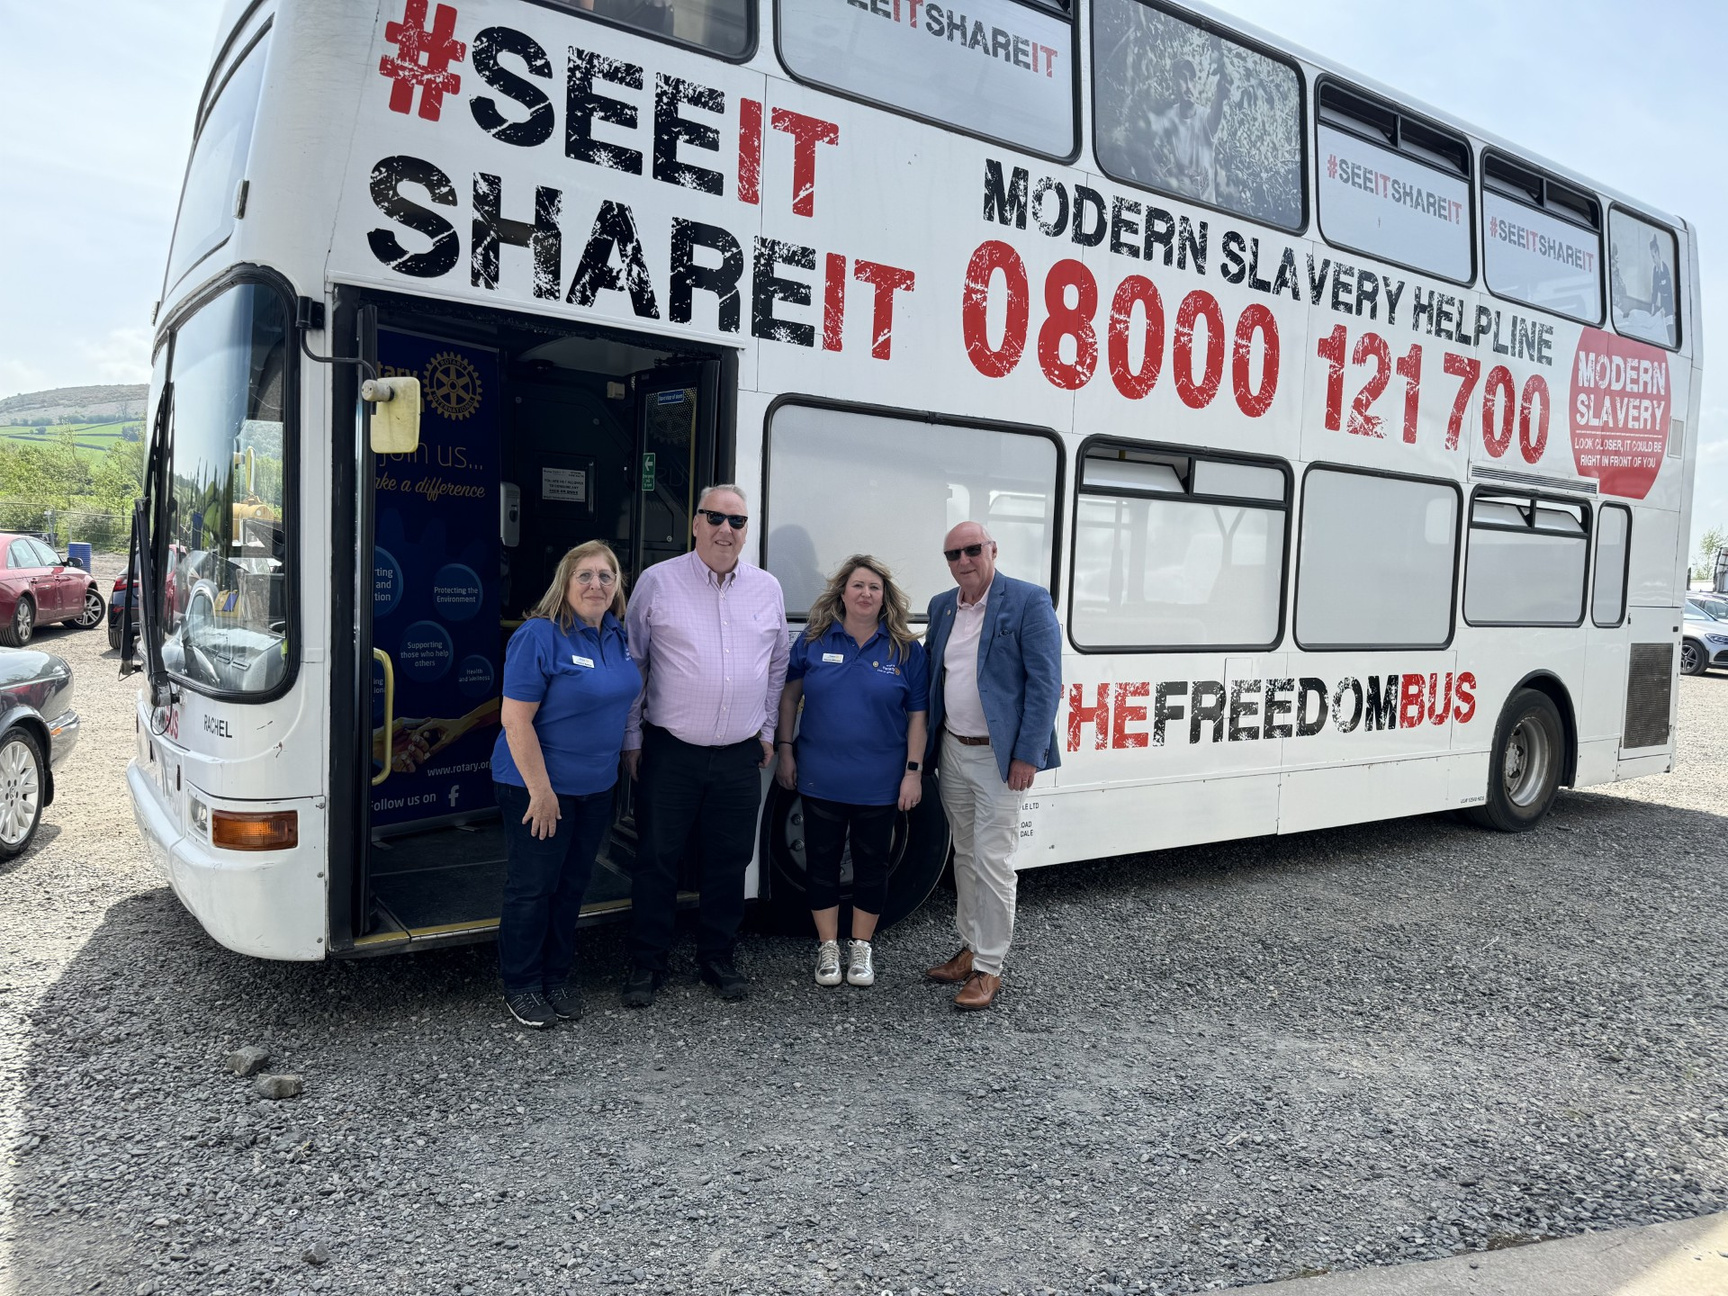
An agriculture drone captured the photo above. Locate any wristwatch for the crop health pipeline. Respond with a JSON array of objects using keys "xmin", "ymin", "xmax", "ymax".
[{"xmin": 905, "ymin": 760, "xmax": 921, "ymax": 772}]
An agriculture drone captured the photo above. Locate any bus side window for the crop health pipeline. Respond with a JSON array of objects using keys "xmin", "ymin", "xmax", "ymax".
[
  {"xmin": 1295, "ymin": 468, "xmax": 1459, "ymax": 651},
  {"xmin": 762, "ymin": 403, "xmax": 1061, "ymax": 618},
  {"xmin": 1592, "ymin": 504, "xmax": 1631, "ymax": 628},
  {"xmin": 1462, "ymin": 494, "xmax": 1589, "ymax": 628},
  {"xmin": 1091, "ymin": 0, "xmax": 1304, "ymax": 232},
  {"xmin": 1608, "ymin": 209, "xmax": 1681, "ymax": 350},
  {"xmin": 1070, "ymin": 443, "xmax": 1288, "ymax": 652},
  {"xmin": 1482, "ymin": 153, "xmax": 1604, "ymax": 326},
  {"xmin": 1315, "ymin": 81, "xmax": 1473, "ymax": 285},
  {"xmin": 558, "ymin": 0, "xmax": 751, "ymax": 58}
]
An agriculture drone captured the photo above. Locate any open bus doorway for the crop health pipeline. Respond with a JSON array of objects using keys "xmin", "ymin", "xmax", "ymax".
[{"xmin": 347, "ymin": 295, "xmax": 730, "ymax": 953}]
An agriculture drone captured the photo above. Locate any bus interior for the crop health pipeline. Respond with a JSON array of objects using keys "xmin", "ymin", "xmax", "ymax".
[{"xmin": 350, "ymin": 292, "xmax": 732, "ymax": 953}]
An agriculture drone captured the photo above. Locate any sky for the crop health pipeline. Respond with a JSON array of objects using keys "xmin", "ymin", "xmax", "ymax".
[{"xmin": 1, "ymin": 0, "xmax": 1723, "ymax": 564}]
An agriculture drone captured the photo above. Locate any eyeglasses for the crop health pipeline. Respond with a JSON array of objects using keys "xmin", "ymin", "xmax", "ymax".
[
  {"xmin": 697, "ymin": 509, "xmax": 749, "ymax": 530},
  {"xmin": 574, "ymin": 570, "xmax": 617, "ymax": 587},
  {"xmin": 943, "ymin": 543, "xmax": 987, "ymax": 563}
]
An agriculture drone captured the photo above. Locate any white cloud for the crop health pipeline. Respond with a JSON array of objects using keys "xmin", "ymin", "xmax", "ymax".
[{"xmin": 77, "ymin": 327, "xmax": 155, "ymax": 386}]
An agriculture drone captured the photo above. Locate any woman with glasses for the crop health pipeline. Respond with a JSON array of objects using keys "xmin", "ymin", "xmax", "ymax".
[
  {"xmin": 491, "ymin": 541, "xmax": 640, "ymax": 1028},
  {"xmin": 775, "ymin": 555, "xmax": 928, "ymax": 988}
]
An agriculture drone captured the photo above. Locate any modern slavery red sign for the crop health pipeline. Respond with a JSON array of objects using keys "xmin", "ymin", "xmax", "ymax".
[{"xmin": 1569, "ymin": 328, "xmax": 1670, "ymax": 499}]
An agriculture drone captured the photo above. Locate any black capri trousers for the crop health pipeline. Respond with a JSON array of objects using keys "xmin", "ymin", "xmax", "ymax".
[{"xmin": 801, "ymin": 795, "xmax": 895, "ymax": 915}]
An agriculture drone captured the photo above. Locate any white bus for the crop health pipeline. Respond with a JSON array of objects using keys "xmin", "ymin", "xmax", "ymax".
[{"xmin": 126, "ymin": 0, "xmax": 1701, "ymax": 959}]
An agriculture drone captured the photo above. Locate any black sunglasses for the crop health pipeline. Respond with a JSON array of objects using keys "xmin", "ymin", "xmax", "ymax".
[
  {"xmin": 697, "ymin": 509, "xmax": 749, "ymax": 530},
  {"xmin": 943, "ymin": 543, "xmax": 986, "ymax": 562}
]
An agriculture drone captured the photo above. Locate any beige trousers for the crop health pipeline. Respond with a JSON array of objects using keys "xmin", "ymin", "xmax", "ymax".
[{"xmin": 938, "ymin": 733, "xmax": 1021, "ymax": 977}]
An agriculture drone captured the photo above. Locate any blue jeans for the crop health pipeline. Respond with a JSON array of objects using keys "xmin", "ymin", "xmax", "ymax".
[{"xmin": 496, "ymin": 780, "xmax": 612, "ymax": 995}]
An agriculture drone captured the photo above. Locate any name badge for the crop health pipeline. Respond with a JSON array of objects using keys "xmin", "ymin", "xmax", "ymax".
[
  {"xmin": 822, "ymin": 652, "xmax": 845, "ymax": 664},
  {"xmin": 571, "ymin": 655, "xmax": 594, "ymax": 668}
]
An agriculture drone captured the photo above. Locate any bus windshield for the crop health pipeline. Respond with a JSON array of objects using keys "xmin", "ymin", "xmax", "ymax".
[{"xmin": 156, "ymin": 282, "xmax": 293, "ymax": 696}]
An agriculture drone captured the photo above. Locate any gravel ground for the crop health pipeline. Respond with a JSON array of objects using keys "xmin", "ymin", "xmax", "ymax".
[{"xmin": 4, "ymin": 566, "xmax": 1727, "ymax": 1296}]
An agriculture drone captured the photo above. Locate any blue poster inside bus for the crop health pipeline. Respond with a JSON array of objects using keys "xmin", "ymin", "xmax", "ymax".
[{"xmin": 370, "ymin": 330, "xmax": 501, "ymax": 832}]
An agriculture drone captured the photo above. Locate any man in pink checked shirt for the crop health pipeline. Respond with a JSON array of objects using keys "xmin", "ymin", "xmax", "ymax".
[{"xmin": 619, "ymin": 485, "xmax": 790, "ymax": 1007}]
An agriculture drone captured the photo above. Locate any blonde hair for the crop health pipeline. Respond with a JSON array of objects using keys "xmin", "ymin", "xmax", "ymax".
[
  {"xmin": 804, "ymin": 555, "xmax": 914, "ymax": 661},
  {"xmin": 528, "ymin": 541, "xmax": 626, "ymax": 630}
]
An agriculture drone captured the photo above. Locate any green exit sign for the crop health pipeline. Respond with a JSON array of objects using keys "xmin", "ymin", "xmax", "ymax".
[{"xmin": 640, "ymin": 451, "xmax": 656, "ymax": 492}]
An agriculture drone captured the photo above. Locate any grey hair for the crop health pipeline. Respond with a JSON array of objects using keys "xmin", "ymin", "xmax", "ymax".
[{"xmin": 698, "ymin": 483, "xmax": 749, "ymax": 510}]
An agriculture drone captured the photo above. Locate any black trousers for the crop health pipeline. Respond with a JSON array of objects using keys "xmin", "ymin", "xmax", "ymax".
[
  {"xmin": 629, "ymin": 725, "xmax": 764, "ymax": 971},
  {"xmin": 495, "ymin": 781, "xmax": 612, "ymax": 995},
  {"xmin": 801, "ymin": 795, "xmax": 895, "ymax": 915}
]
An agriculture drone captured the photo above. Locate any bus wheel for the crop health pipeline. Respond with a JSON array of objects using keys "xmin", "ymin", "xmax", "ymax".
[
  {"xmin": 1680, "ymin": 638, "xmax": 1708, "ymax": 676},
  {"xmin": 758, "ymin": 776, "xmax": 950, "ymax": 936},
  {"xmin": 1466, "ymin": 688, "xmax": 1565, "ymax": 832}
]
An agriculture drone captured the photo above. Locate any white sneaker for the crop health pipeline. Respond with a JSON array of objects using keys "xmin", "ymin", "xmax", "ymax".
[
  {"xmin": 814, "ymin": 940, "xmax": 842, "ymax": 987},
  {"xmin": 846, "ymin": 939, "xmax": 876, "ymax": 987}
]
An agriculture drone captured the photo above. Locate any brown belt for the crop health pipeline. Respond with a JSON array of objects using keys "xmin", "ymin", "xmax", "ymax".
[{"xmin": 948, "ymin": 732, "xmax": 991, "ymax": 746}]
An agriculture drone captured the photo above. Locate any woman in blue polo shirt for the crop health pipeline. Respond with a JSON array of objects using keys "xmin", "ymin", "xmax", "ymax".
[
  {"xmin": 491, "ymin": 541, "xmax": 640, "ymax": 1029},
  {"xmin": 775, "ymin": 555, "xmax": 928, "ymax": 989}
]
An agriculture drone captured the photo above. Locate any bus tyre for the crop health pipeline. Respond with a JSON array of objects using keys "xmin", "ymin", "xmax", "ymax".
[
  {"xmin": 1680, "ymin": 638, "xmax": 1709, "ymax": 676},
  {"xmin": 758, "ymin": 776, "xmax": 950, "ymax": 936},
  {"xmin": 0, "ymin": 596, "xmax": 34, "ymax": 648},
  {"xmin": 1466, "ymin": 688, "xmax": 1565, "ymax": 833}
]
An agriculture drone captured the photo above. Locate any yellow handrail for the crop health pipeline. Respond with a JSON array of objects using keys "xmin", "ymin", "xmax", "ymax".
[{"xmin": 372, "ymin": 648, "xmax": 395, "ymax": 787}]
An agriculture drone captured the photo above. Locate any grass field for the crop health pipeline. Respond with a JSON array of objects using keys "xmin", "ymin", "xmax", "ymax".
[{"xmin": 0, "ymin": 421, "xmax": 140, "ymax": 461}]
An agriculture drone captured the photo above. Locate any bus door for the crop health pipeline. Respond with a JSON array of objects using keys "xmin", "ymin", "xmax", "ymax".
[{"xmin": 353, "ymin": 309, "xmax": 726, "ymax": 951}]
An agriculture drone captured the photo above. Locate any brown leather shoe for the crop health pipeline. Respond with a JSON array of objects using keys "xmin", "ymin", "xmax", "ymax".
[
  {"xmin": 925, "ymin": 947, "xmax": 974, "ymax": 984},
  {"xmin": 953, "ymin": 971, "xmax": 1001, "ymax": 1011}
]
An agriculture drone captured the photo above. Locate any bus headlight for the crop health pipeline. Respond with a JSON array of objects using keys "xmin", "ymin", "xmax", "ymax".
[
  {"xmin": 211, "ymin": 808, "xmax": 299, "ymax": 851},
  {"xmin": 188, "ymin": 797, "xmax": 210, "ymax": 837}
]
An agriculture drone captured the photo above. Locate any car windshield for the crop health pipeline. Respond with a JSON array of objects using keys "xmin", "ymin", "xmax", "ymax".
[
  {"xmin": 154, "ymin": 282, "xmax": 292, "ymax": 695},
  {"xmin": 1688, "ymin": 601, "xmax": 1721, "ymax": 621}
]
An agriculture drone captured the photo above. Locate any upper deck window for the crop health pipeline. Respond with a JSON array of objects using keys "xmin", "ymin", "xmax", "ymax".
[
  {"xmin": 165, "ymin": 31, "xmax": 271, "ymax": 292},
  {"xmin": 1482, "ymin": 153, "xmax": 1603, "ymax": 325},
  {"xmin": 1316, "ymin": 82, "xmax": 1472, "ymax": 284},
  {"xmin": 1609, "ymin": 208, "xmax": 1680, "ymax": 350},
  {"xmin": 776, "ymin": 0, "xmax": 1075, "ymax": 159},
  {"xmin": 559, "ymin": 0, "xmax": 750, "ymax": 58},
  {"xmin": 1091, "ymin": 0, "xmax": 1303, "ymax": 232}
]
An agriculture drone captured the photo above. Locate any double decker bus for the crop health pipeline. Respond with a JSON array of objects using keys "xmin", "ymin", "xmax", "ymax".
[{"xmin": 125, "ymin": 0, "xmax": 1701, "ymax": 959}]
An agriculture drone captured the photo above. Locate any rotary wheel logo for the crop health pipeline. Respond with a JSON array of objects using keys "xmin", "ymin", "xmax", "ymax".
[{"xmin": 423, "ymin": 351, "xmax": 482, "ymax": 421}]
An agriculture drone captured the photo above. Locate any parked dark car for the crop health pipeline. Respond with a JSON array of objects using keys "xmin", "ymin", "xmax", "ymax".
[
  {"xmin": 109, "ymin": 565, "xmax": 139, "ymax": 652},
  {"xmin": 0, "ymin": 533, "xmax": 103, "ymax": 647},
  {"xmin": 0, "ymin": 645, "xmax": 78, "ymax": 859}
]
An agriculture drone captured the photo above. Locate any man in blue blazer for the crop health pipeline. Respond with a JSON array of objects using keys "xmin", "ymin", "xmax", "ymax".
[{"xmin": 922, "ymin": 521, "xmax": 1062, "ymax": 1010}]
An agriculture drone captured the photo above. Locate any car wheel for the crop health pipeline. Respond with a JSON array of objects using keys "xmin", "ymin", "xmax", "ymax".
[
  {"xmin": 71, "ymin": 585, "xmax": 104, "ymax": 629},
  {"xmin": 1680, "ymin": 638, "xmax": 1708, "ymax": 676},
  {"xmin": 758, "ymin": 776, "xmax": 950, "ymax": 935},
  {"xmin": 0, "ymin": 596, "xmax": 34, "ymax": 648},
  {"xmin": 0, "ymin": 726, "xmax": 44, "ymax": 860},
  {"xmin": 1465, "ymin": 688, "xmax": 1565, "ymax": 833}
]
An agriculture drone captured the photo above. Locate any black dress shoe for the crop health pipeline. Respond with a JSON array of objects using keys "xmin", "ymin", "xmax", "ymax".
[
  {"xmin": 698, "ymin": 959, "xmax": 749, "ymax": 1001},
  {"xmin": 620, "ymin": 967, "xmax": 662, "ymax": 1008}
]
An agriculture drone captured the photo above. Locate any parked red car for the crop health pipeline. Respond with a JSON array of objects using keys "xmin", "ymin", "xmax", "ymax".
[{"xmin": 0, "ymin": 533, "xmax": 104, "ymax": 647}]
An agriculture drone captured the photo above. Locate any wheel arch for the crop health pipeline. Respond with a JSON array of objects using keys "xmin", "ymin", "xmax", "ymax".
[{"xmin": 1508, "ymin": 671, "xmax": 1577, "ymax": 788}]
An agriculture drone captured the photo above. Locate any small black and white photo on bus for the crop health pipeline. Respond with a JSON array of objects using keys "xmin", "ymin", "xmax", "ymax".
[
  {"xmin": 1609, "ymin": 209, "xmax": 1679, "ymax": 348},
  {"xmin": 1091, "ymin": 0, "xmax": 1302, "ymax": 230}
]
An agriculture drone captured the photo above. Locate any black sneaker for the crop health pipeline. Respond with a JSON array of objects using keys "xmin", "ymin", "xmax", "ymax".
[
  {"xmin": 504, "ymin": 990, "xmax": 555, "ymax": 1029},
  {"xmin": 544, "ymin": 985, "xmax": 582, "ymax": 1021},
  {"xmin": 620, "ymin": 967, "xmax": 662, "ymax": 1009},
  {"xmin": 698, "ymin": 959, "xmax": 749, "ymax": 1001}
]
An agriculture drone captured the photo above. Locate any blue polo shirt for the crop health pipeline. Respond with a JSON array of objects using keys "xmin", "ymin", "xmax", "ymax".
[
  {"xmin": 491, "ymin": 613, "xmax": 640, "ymax": 797},
  {"xmin": 788, "ymin": 625, "xmax": 929, "ymax": 806}
]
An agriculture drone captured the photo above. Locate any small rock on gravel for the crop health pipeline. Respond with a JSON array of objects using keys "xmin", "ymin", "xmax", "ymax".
[
  {"xmin": 225, "ymin": 1044, "xmax": 271, "ymax": 1075},
  {"xmin": 302, "ymin": 1241, "xmax": 330, "ymax": 1266},
  {"xmin": 253, "ymin": 1073, "xmax": 303, "ymax": 1100}
]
